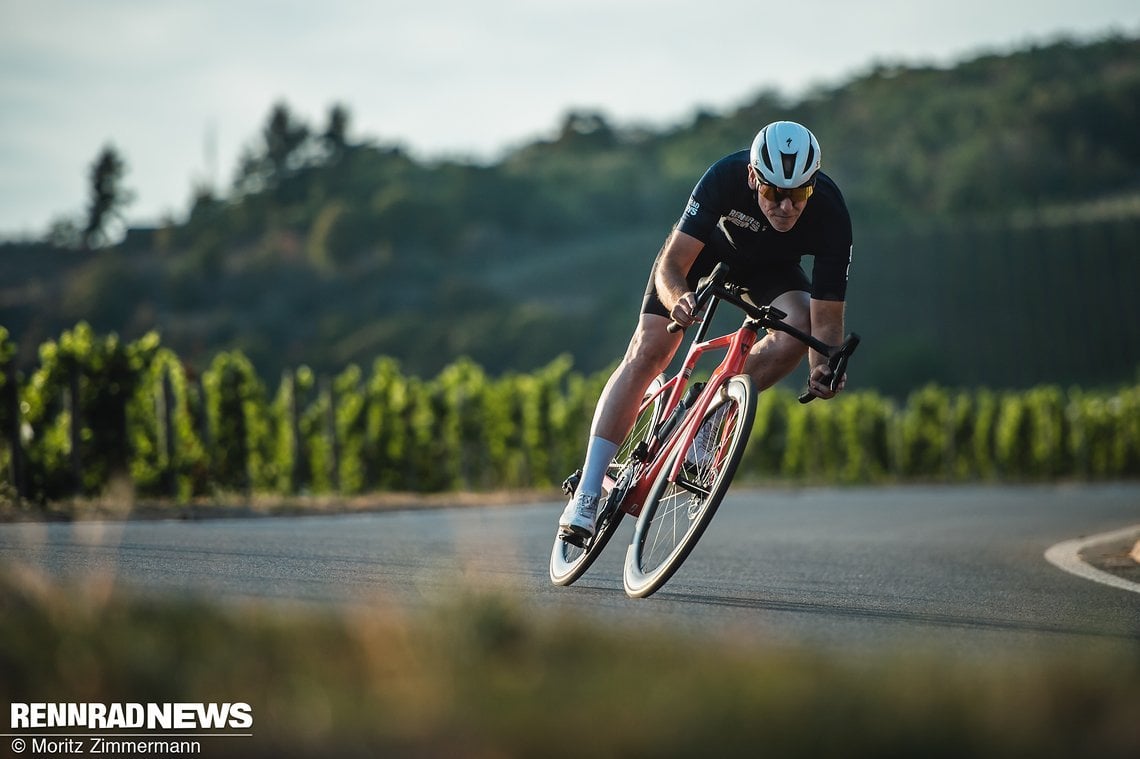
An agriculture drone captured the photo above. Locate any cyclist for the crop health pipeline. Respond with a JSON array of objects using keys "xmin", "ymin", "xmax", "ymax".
[{"xmin": 559, "ymin": 120, "xmax": 854, "ymax": 542}]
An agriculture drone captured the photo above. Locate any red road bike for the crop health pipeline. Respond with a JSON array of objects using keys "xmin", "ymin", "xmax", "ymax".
[{"xmin": 550, "ymin": 263, "xmax": 860, "ymax": 598}]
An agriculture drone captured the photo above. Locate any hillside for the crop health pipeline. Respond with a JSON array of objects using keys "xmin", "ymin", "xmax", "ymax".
[{"xmin": 2, "ymin": 33, "xmax": 1139, "ymax": 393}]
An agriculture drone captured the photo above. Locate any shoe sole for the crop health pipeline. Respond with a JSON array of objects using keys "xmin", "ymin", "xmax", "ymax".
[{"xmin": 558, "ymin": 524, "xmax": 594, "ymax": 548}]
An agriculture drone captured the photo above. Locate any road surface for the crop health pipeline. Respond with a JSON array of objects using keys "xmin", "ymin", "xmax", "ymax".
[{"xmin": 1, "ymin": 483, "xmax": 1137, "ymax": 656}]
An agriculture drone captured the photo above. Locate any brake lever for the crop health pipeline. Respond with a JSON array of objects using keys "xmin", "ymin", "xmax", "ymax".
[
  {"xmin": 667, "ymin": 262, "xmax": 730, "ymax": 334},
  {"xmin": 798, "ymin": 334, "xmax": 861, "ymax": 404}
]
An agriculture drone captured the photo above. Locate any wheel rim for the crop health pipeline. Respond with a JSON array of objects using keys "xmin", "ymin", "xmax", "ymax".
[
  {"xmin": 549, "ymin": 376, "xmax": 665, "ymax": 585},
  {"xmin": 627, "ymin": 379, "xmax": 752, "ymax": 590}
]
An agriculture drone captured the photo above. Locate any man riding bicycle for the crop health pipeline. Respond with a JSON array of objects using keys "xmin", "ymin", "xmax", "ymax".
[{"xmin": 559, "ymin": 120, "xmax": 854, "ymax": 542}]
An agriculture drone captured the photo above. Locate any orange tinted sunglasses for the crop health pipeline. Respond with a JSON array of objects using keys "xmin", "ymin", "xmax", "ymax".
[{"xmin": 758, "ymin": 178, "xmax": 815, "ymax": 203}]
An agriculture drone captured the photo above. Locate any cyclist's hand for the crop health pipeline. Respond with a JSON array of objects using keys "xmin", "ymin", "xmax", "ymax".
[
  {"xmin": 808, "ymin": 363, "xmax": 846, "ymax": 400},
  {"xmin": 670, "ymin": 291, "xmax": 701, "ymax": 329}
]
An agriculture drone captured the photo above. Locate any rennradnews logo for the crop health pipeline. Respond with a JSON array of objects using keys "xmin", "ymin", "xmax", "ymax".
[{"xmin": 10, "ymin": 702, "xmax": 253, "ymax": 730}]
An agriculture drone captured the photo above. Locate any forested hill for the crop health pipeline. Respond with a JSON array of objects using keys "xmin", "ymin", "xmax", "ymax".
[{"xmin": 2, "ymin": 33, "xmax": 1139, "ymax": 394}]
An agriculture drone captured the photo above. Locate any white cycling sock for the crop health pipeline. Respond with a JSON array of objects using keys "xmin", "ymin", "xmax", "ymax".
[{"xmin": 579, "ymin": 435, "xmax": 619, "ymax": 498}]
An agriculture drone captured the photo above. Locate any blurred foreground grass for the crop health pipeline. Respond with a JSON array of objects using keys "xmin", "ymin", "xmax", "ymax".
[{"xmin": 1, "ymin": 568, "xmax": 1138, "ymax": 758}]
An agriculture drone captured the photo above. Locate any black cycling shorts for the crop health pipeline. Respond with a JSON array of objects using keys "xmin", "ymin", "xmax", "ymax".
[{"xmin": 641, "ymin": 232, "xmax": 811, "ymax": 318}]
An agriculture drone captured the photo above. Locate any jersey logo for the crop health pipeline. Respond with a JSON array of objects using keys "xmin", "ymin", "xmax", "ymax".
[
  {"xmin": 725, "ymin": 209, "xmax": 762, "ymax": 232},
  {"xmin": 685, "ymin": 198, "xmax": 700, "ymax": 217}
]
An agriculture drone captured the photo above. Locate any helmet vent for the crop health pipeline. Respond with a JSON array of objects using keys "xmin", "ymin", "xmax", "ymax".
[
  {"xmin": 760, "ymin": 143, "xmax": 775, "ymax": 174},
  {"xmin": 780, "ymin": 152, "xmax": 797, "ymax": 182}
]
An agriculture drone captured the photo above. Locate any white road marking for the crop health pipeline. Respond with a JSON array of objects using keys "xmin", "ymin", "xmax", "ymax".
[{"xmin": 1044, "ymin": 524, "xmax": 1140, "ymax": 595}]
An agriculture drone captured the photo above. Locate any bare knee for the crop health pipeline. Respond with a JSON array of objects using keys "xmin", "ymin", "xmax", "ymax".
[
  {"xmin": 766, "ymin": 332, "xmax": 808, "ymax": 366},
  {"xmin": 620, "ymin": 315, "xmax": 680, "ymax": 379},
  {"xmin": 745, "ymin": 291, "xmax": 810, "ymax": 388},
  {"xmin": 743, "ymin": 332, "xmax": 806, "ymax": 390}
]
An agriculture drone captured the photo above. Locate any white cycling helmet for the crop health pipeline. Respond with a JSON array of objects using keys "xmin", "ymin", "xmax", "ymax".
[{"xmin": 749, "ymin": 121, "xmax": 821, "ymax": 188}]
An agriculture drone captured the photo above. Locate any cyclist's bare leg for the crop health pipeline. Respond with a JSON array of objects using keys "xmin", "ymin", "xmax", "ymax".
[
  {"xmin": 561, "ymin": 313, "xmax": 681, "ymax": 535},
  {"xmin": 591, "ymin": 313, "xmax": 682, "ymax": 444},
  {"xmin": 744, "ymin": 290, "xmax": 810, "ymax": 390}
]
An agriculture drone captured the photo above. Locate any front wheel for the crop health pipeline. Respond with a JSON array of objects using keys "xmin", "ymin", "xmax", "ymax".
[
  {"xmin": 550, "ymin": 374, "xmax": 666, "ymax": 586},
  {"xmin": 623, "ymin": 374, "xmax": 756, "ymax": 598}
]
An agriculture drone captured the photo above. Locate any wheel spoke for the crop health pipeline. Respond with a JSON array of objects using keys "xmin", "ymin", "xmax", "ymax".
[
  {"xmin": 624, "ymin": 375, "xmax": 757, "ymax": 597},
  {"xmin": 552, "ymin": 375, "xmax": 666, "ymax": 586}
]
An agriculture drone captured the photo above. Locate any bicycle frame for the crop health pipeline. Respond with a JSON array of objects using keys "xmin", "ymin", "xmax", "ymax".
[
  {"xmin": 601, "ymin": 262, "xmax": 854, "ymax": 519},
  {"xmin": 608, "ymin": 301, "xmax": 761, "ymax": 518}
]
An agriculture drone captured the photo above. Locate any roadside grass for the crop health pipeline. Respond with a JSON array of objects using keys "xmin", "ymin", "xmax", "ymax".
[{"xmin": 2, "ymin": 569, "xmax": 1138, "ymax": 758}]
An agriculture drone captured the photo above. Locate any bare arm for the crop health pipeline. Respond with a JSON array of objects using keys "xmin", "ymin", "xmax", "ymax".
[
  {"xmin": 807, "ymin": 298, "xmax": 846, "ymax": 399},
  {"xmin": 654, "ymin": 229, "xmax": 705, "ymax": 327}
]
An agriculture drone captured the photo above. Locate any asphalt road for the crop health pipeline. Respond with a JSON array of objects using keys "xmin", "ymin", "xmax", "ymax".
[{"xmin": 2, "ymin": 483, "xmax": 1138, "ymax": 657}]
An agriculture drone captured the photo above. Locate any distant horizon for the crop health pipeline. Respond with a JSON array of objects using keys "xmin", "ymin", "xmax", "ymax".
[{"xmin": 2, "ymin": 0, "xmax": 1137, "ymax": 238}]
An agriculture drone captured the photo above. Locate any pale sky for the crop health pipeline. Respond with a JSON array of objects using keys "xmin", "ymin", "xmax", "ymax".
[{"xmin": 1, "ymin": 0, "xmax": 1138, "ymax": 238}]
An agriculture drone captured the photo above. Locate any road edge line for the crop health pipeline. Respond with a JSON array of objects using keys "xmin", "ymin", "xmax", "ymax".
[{"xmin": 1044, "ymin": 524, "xmax": 1140, "ymax": 595}]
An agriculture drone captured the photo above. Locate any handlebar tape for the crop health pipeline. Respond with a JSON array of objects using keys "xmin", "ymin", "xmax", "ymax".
[
  {"xmin": 667, "ymin": 263, "xmax": 730, "ymax": 333},
  {"xmin": 798, "ymin": 333, "xmax": 861, "ymax": 404}
]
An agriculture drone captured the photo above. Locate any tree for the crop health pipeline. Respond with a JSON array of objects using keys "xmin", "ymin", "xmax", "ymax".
[
  {"xmin": 45, "ymin": 215, "xmax": 82, "ymax": 249},
  {"xmin": 81, "ymin": 144, "xmax": 134, "ymax": 250},
  {"xmin": 234, "ymin": 101, "xmax": 312, "ymax": 196},
  {"xmin": 557, "ymin": 110, "xmax": 615, "ymax": 147},
  {"xmin": 264, "ymin": 102, "xmax": 310, "ymax": 177},
  {"xmin": 322, "ymin": 103, "xmax": 351, "ymax": 159}
]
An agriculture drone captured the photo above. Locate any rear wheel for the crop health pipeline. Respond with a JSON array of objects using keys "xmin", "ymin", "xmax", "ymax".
[
  {"xmin": 623, "ymin": 374, "xmax": 756, "ymax": 598},
  {"xmin": 550, "ymin": 375, "xmax": 666, "ymax": 586}
]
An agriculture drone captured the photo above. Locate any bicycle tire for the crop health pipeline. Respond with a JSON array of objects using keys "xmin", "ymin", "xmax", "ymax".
[
  {"xmin": 623, "ymin": 374, "xmax": 756, "ymax": 598},
  {"xmin": 550, "ymin": 374, "xmax": 666, "ymax": 586}
]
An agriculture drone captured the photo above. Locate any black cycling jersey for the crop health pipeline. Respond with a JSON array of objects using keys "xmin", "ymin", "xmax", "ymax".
[{"xmin": 675, "ymin": 149, "xmax": 852, "ymax": 302}]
